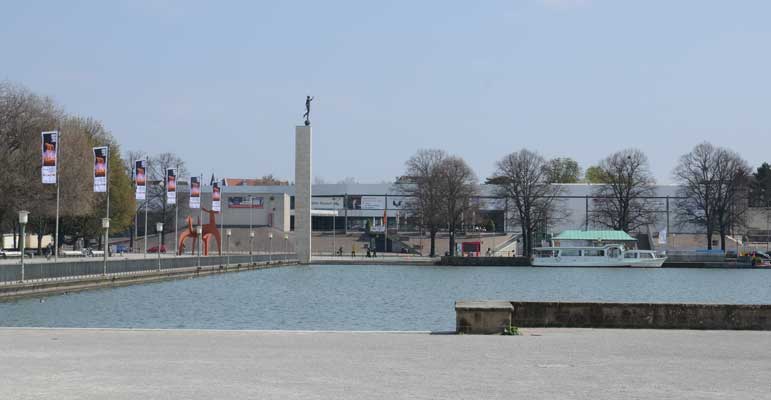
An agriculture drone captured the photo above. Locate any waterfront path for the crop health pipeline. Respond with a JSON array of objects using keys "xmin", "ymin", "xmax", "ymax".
[{"xmin": 0, "ymin": 328, "xmax": 769, "ymax": 399}]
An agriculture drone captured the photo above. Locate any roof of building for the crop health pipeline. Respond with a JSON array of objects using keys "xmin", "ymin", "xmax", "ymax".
[
  {"xmin": 553, "ymin": 230, "xmax": 636, "ymax": 241},
  {"xmin": 224, "ymin": 178, "xmax": 289, "ymax": 186}
]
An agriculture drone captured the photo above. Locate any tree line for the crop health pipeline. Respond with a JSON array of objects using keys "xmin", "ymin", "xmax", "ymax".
[
  {"xmin": 0, "ymin": 81, "xmax": 135, "ymax": 251},
  {"xmin": 0, "ymin": 81, "xmax": 196, "ymax": 252},
  {"xmin": 3, "ymin": 81, "xmax": 768, "ymax": 256},
  {"xmin": 399, "ymin": 145, "xmax": 765, "ymax": 257}
]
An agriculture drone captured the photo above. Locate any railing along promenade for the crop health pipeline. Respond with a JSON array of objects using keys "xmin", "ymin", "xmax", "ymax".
[{"xmin": 0, "ymin": 253, "xmax": 295, "ymax": 285}]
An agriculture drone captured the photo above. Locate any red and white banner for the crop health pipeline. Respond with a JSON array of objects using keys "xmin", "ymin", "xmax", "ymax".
[
  {"xmin": 166, "ymin": 168, "xmax": 177, "ymax": 205},
  {"xmin": 134, "ymin": 159, "xmax": 147, "ymax": 200},
  {"xmin": 212, "ymin": 182, "xmax": 221, "ymax": 212},
  {"xmin": 93, "ymin": 146, "xmax": 108, "ymax": 193},
  {"xmin": 189, "ymin": 176, "xmax": 201, "ymax": 209},
  {"xmin": 41, "ymin": 131, "xmax": 58, "ymax": 184}
]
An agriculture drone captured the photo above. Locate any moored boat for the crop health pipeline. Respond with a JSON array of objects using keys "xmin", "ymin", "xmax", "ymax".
[{"xmin": 532, "ymin": 244, "xmax": 666, "ymax": 268}]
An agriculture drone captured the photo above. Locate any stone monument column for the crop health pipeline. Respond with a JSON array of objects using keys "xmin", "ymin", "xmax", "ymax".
[{"xmin": 295, "ymin": 125, "xmax": 312, "ymax": 263}]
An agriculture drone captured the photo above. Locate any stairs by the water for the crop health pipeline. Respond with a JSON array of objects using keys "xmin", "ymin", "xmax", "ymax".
[{"xmin": 635, "ymin": 233, "xmax": 652, "ymax": 250}]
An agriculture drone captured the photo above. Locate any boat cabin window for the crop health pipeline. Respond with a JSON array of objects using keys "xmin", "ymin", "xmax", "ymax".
[
  {"xmin": 559, "ymin": 249, "xmax": 581, "ymax": 257},
  {"xmin": 535, "ymin": 250, "xmax": 557, "ymax": 257},
  {"xmin": 640, "ymin": 253, "xmax": 654, "ymax": 259},
  {"xmin": 583, "ymin": 249, "xmax": 605, "ymax": 257},
  {"xmin": 624, "ymin": 252, "xmax": 638, "ymax": 259}
]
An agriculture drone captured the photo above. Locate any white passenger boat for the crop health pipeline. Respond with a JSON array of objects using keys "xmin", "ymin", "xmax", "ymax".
[{"xmin": 532, "ymin": 244, "xmax": 666, "ymax": 268}]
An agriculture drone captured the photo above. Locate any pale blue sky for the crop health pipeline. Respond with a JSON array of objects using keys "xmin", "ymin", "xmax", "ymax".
[{"xmin": 3, "ymin": 0, "xmax": 770, "ymax": 183}]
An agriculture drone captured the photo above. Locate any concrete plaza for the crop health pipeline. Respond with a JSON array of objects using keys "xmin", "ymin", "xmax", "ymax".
[{"xmin": 0, "ymin": 328, "xmax": 769, "ymax": 399}]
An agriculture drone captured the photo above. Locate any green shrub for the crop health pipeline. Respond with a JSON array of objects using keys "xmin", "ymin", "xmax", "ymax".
[{"xmin": 503, "ymin": 325, "xmax": 520, "ymax": 336}]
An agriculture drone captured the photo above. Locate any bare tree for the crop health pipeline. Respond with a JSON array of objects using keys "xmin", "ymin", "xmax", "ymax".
[
  {"xmin": 591, "ymin": 149, "xmax": 656, "ymax": 232},
  {"xmin": 438, "ymin": 156, "xmax": 477, "ymax": 256},
  {"xmin": 149, "ymin": 152, "xmax": 188, "ymax": 245},
  {"xmin": 397, "ymin": 149, "xmax": 447, "ymax": 257},
  {"xmin": 673, "ymin": 143, "xmax": 750, "ymax": 250},
  {"xmin": 493, "ymin": 149, "xmax": 566, "ymax": 257}
]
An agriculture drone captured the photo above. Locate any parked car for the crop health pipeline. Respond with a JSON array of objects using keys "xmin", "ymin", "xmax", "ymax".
[
  {"xmin": 147, "ymin": 245, "xmax": 167, "ymax": 254},
  {"xmin": 114, "ymin": 244, "xmax": 129, "ymax": 254}
]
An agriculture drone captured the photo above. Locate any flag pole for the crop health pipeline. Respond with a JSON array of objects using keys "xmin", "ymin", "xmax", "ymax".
[
  {"xmin": 104, "ymin": 147, "xmax": 111, "ymax": 275},
  {"xmin": 218, "ymin": 177, "xmax": 224, "ymax": 256},
  {"xmin": 174, "ymin": 166, "xmax": 179, "ymax": 257},
  {"xmin": 54, "ymin": 129, "xmax": 61, "ymax": 262},
  {"xmin": 144, "ymin": 157, "xmax": 149, "ymax": 258},
  {"xmin": 199, "ymin": 173, "xmax": 203, "ymax": 257}
]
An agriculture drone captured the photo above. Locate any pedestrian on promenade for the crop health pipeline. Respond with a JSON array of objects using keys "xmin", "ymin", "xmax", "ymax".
[{"xmin": 351, "ymin": 244, "xmax": 356, "ymax": 258}]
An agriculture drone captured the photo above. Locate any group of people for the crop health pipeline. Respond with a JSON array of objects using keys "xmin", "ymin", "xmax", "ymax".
[{"xmin": 336, "ymin": 245, "xmax": 377, "ymax": 258}]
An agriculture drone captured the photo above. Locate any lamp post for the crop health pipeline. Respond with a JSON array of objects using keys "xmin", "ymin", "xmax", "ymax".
[
  {"xmin": 226, "ymin": 229, "xmax": 232, "ymax": 267},
  {"xmin": 284, "ymin": 233, "xmax": 288, "ymax": 261},
  {"xmin": 156, "ymin": 222, "xmax": 164, "ymax": 271},
  {"xmin": 101, "ymin": 218, "xmax": 110, "ymax": 275},
  {"xmin": 249, "ymin": 231, "xmax": 255, "ymax": 264},
  {"xmin": 18, "ymin": 211, "xmax": 29, "ymax": 282},
  {"xmin": 268, "ymin": 232, "xmax": 273, "ymax": 263},
  {"xmin": 196, "ymin": 225, "xmax": 203, "ymax": 267}
]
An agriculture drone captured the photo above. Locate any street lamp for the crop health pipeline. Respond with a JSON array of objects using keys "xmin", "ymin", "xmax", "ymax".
[
  {"xmin": 18, "ymin": 211, "xmax": 29, "ymax": 282},
  {"xmin": 196, "ymin": 225, "xmax": 203, "ymax": 267},
  {"xmin": 101, "ymin": 218, "xmax": 110, "ymax": 275},
  {"xmin": 249, "ymin": 231, "xmax": 255, "ymax": 264},
  {"xmin": 268, "ymin": 232, "xmax": 273, "ymax": 263},
  {"xmin": 284, "ymin": 233, "xmax": 289, "ymax": 261},
  {"xmin": 226, "ymin": 229, "xmax": 232, "ymax": 267},
  {"xmin": 156, "ymin": 222, "xmax": 164, "ymax": 271}
]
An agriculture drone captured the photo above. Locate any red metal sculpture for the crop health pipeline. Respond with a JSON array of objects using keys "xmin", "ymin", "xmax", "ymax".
[{"xmin": 177, "ymin": 208, "xmax": 222, "ymax": 256}]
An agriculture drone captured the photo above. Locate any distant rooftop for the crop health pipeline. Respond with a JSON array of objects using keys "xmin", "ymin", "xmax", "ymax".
[
  {"xmin": 553, "ymin": 230, "xmax": 636, "ymax": 242},
  {"xmin": 224, "ymin": 177, "xmax": 288, "ymax": 186}
]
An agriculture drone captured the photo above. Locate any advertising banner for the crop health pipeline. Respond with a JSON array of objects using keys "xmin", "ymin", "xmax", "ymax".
[
  {"xmin": 312, "ymin": 196, "xmax": 344, "ymax": 210},
  {"xmin": 212, "ymin": 182, "xmax": 221, "ymax": 212},
  {"xmin": 189, "ymin": 176, "xmax": 201, "ymax": 209},
  {"xmin": 658, "ymin": 229, "xmax": 668, "ymax": 245},
  {"xmin": 41, "ymin": 131, "xmax": 58, "ymax": 184},
  {"xmin": 228, "ymin": 196, "xmax": 263, "ymax": 208},
  {"xmin": 166, "ymin": 168, "xmax": 176, "ymax": 205},
  {"xmin": 361, "ymin": 196, "xmax": 386, "ymax": 210},
  {"xmin": 93, "ymin": 146, "xmax": 108, "ymax": 193},
  {"xmin": 387, "ymin": 196, "xmax": 407, "ymax": 210},
  {"xmin": 134, "ymin": 159, "xmax": 147, "ymax": 200}
]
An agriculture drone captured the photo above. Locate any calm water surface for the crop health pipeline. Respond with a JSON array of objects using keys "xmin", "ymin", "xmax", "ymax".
[{"xmin": 1, "ymin": 265, "xmax": 770, "ymax": 331}]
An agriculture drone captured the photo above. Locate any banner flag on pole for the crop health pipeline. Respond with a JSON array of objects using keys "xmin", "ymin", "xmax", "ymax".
[
  {"xmin": 658, "ymin": 229, "xmax": 668, "ymax": 245},
  {"xmin": 189, "ymin": 176, "xmax": 201, "ymax": 209},
  {"xmin": 166, "ymin": 168, "xmax": 177, "ymax": 205},
  {"xmin": 93, "ymin": 146, "xmax": 108, "ymax": 193},
  {"xmin": 134, "ymin": 159, "xmax": 147, "ymax": 200},
  {"xmin": 41, "ymin": 131, "xmax": 58, "ymax": 184},
  {"xmin": 212, "ymin": 182, "xmax": 221, "ymax": 212}
]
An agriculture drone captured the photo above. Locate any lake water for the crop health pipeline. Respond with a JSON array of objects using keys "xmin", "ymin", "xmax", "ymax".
[{"xmin": 1, "ymin": 265, "xmax": 770, "ymax": 332}]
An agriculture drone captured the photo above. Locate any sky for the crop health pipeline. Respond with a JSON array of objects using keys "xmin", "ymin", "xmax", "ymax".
[{"xmin": 3, "ymin": 0, "xmax": 771, "ymax": 184}]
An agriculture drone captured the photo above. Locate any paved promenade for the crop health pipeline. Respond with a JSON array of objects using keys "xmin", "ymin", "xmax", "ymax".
[{"xmin": 0, "ymin": 328, "xmax": 769, "ymax": 399}]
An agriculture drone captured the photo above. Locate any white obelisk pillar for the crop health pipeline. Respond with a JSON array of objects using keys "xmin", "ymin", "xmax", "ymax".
[{"xmin": 295, "ymin": 125, "xmax": 312, "ymax": 263}]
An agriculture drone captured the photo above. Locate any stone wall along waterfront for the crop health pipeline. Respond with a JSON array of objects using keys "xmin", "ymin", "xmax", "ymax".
[{"xmin": 456, "ymin": 301, "xmax": 771, "ymax": 333}]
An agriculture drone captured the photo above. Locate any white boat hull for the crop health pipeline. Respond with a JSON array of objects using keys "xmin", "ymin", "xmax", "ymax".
[{"xmin": 532, "ymin": 255, "xmax": 666, "ymax": 268}]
